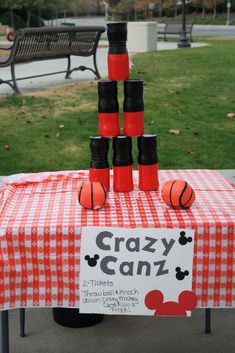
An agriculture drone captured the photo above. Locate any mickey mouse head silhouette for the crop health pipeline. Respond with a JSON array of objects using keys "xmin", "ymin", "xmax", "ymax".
[
  {"xmin": 175, "ymin": 267, "xmax": 189, "ymax": 280},
  {"xmin": 85, "ymin": 254, "xmax": 99, "ymax": 267},
  {"xmin": 145, "ymin": 290, "xmax": 197, "ymax": 316},
  {"xmin": 179, "ymin": 231, "xmax": 192, "ymax": 245}
]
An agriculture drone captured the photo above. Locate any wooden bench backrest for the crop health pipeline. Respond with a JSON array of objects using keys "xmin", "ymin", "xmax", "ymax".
[{"xmin": 11, "ymin": 26, "xmax": 105, "ymax": 64}]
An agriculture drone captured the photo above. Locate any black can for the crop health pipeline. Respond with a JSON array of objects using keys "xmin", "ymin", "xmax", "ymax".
[
  {"xmin": 107, "ymin": 23, "xmax": 129, "ymax": 81},
  {"xmin": 113, "ymin": 136, "xmax": 133, "ymax": 192},
  {"xmin": 89, "ymin": 136, "xmax": 110, "ymax": 192},
  {"xmin": 98, "ymin": 81, "xmax": 120, "ymax": 137},
  {"xmin": 52, "ymin": 308, "xmax": 104, "ymax": 328},
  {"xmin": 123, "ymin": 80, "xmax": 144, "ymax": 136},
  {"xmin": 138, "ymin": 134, "xmax": 159, "ymax": 191}
]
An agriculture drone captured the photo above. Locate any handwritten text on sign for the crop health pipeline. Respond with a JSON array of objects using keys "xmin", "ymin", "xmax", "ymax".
[{"xmin": 80, "ymin": 227, "xmax": 195, "ymax": 316}]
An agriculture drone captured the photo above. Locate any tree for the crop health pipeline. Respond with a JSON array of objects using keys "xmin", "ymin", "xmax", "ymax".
[
  {"xmin": 68, "ymin": 0, "xmax": 96, "ymax": 16},
  {"xmin": 0, "ymin": 0, "xmax": 16, "ymax": 27},
  {"xmin": 163, "ymin": 0, "xmax": 178, "ymax": 17},
  {"xmin": 136, "ymin": 0, "xmax": 147, "ymax": 18},
  {"xmin": 114, "ymin": 0, "xmax": 134, "ymax": 20}
]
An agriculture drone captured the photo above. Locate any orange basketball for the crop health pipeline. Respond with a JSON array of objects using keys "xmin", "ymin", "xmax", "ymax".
[
  {"xmin": 161, "ymin": 179, "xmax": 195, "ymax": 209},
  {"xmin": 77, "ymin": 181, "xmax": 107, "ymax": 210}
]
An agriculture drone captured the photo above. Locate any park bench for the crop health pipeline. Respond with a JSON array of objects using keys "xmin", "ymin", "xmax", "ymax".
[
  {"xmin": 158, "ymin": 23, "xmax": 193, "ymax": 42},
  {"xmin": 0, "ymin": 26, "xmax": 105, "ymax": 95}
]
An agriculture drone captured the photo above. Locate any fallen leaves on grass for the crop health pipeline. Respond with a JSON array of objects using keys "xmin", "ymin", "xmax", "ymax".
[
  {"xmin": 20, "ymin": 99, "xmax": 27, "ymax": 107},
  {"xmin": 41, "ymin": 114, "xmax": 49, "ymax": 119},
  {"xmin": 169, "ymin": 129, "xmax": 180, "ymax": 135},
  {"xmin": 186, "ymin": 148, "xmax": 194, "ymax": 155},
  {"xmin": 226, "ymin": 113, "xmax": 235, "ymax": 118},
  {"xmin": 4, "ymin": 145, "xmax": 11, "ymax": 151},
  {"xmin": 59, "ymin": 124, "xmax": 64, "ymax": 129}
]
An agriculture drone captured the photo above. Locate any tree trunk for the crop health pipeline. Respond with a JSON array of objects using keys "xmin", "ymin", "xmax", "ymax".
[
  {"xmin": 213, "ymin": 0, "xmax": 217, "ymax": 19},
  {"xmin": 38, "ymin": 7, "xmax": 42, "ymax": 26},
  {"xmin": 55, "ymin": 10, "xmax": 58, "ymax": 26},
  {"xmin": 26, "ymin": 10, "xmax": 31, "ymax": 28},
  {"xmin": 174, "ymin": 4, "xmax": 178, "ymax": 18},
  {"xmin": 202, "ymin": 4, "xmax": 205, "ymax": 19},
  {"xmin": 159, "ymin": 0, "xmax": 163, "ymax": 18},
  {"xmin": 10, "ymin": 2, "xmax": 14, "ymax": 29}
]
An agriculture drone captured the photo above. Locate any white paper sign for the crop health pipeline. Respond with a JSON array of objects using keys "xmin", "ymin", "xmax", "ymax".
[{"xmin": 80, "ymin": 227, "xmax": 195, "ymax": 316}]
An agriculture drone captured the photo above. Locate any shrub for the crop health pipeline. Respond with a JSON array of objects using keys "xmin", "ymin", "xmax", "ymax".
[{"xmin": 0, "ymin": 11, "xmax": 26, "ymax": 30}]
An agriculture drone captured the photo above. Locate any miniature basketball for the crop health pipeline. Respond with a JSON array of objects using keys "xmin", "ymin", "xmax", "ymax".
[
  {"xmin": 161, "ymin": 179, "xmax": 195, "ymax": 209},
  {"xmin": 77, "ymin": 181, "xmax": 107, "ymax": 210}
]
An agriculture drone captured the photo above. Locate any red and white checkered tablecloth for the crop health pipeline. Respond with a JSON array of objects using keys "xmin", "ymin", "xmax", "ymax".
[{"xmin": 0, "ymin": 169, "xmax": 234, "ymax": 310}]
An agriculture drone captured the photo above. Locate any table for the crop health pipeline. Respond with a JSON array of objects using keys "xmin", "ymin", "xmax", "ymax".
[{"xmin": 0, "ymin": 169, "xmax": 234, "ymax": 353}]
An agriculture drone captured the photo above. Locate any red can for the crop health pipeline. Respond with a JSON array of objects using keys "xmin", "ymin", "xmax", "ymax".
[
  {"xmin": 89, "ymin": 167, "xmax": 110, "ymax": 193},
  {"xmin": 123, "ymin": 80, "xmax": 144, "ymax": 136},
  {"xmin": 138, "ymin": 164, "xmax": 159, "ymax": 191},
  {"xmin": 107, "ymin": 23, "xmax": 129, "ymax": 81},
  {"xmin": 112, "ymin": 136, "xmax": 133, "ymax": 192},
  {"xmin": 113, "ymin": 165, "xmax": 133, "ymax": 192},
  {"xmin": 123, "ymin": 111, "xmax": 144, "ymax": 137},
  {"xmin": 108, "ymin": 54, "xmax": 129, "ymax": 81},
  {"xmin": 138, "ymin": 135, "xmax": 159, "ymax": 191},
  {"xmin": 98, "ymin": 112, "xmax": 120, "ymax": 138},
  {"xmin": 98, "ymin": 80, "xmax": 120, "ymax": 138},
  {"xmin": 89, "ymin": 137, "xmax": 110, "ymax": 192}
]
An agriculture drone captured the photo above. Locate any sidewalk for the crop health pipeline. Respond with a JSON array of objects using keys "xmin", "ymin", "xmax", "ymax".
[
  {"xmin": 0, "ymin": 41, "xmax": 208, "ymax": 97},
  {"xmin": 5, "ymin": 306, "xmax": 235, "ymax": 353}
]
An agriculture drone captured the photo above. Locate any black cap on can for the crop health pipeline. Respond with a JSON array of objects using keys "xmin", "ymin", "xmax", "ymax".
[
  {"xmin": 90, "ymin": 136, "xmax": 109, "ymax": 169},
  {"xmin": 98, "ymin": 80, "xmax": 119, "ymax": 113},
  {"xmin": 138, "ymin": 134, "xmax": 158, "ymax": 165},
  {"xmin": 107, "ymin": 22, "xmax": 128, "ymax": 54},
  {"xmin": 113, "ymin": 136, "xmax": 133, "ymax": 166},
  {"xmin": 124, "ymin": 79, "xmax": 144, "ymax": 112},
  {"xmin": 107, "ymin": 22, "xmax": 127, "ymax": 43}
]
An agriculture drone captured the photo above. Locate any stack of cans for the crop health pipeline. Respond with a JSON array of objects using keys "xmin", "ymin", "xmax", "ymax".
[{"xmin": 89, "ymin": 23, "xmax": 159, "ymax": 193}]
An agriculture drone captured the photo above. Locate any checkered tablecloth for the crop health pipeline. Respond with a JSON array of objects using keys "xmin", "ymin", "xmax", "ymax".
[{"xmin": 0, "ymin": 170, "xmax": 234, "ymax": 310}]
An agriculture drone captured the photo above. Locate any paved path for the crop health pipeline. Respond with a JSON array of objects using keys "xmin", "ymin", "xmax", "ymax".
[
  {"xmin": 0, "ymin": 41, "xmax": 208, "ymax": 97},
  {"xmin": 47, "ymin": 17, "xmax": 235, "ymax": 37},
  {"xmin": 157, "ymin": 23, "xmax": 235, "ymax": 37}
]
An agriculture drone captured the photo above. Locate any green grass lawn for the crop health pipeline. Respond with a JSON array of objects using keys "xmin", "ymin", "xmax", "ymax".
[{"xmin": 0, "ymin": 38, "xmax": 234, "ymax": 176}]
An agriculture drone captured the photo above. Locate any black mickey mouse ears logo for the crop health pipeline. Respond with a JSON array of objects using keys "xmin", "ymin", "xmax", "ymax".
[
  {"xmin": 175, "ymin": 267, "xmax": 189, "ymax": 281},
  {"xmin": 85, "ymin": 254, "xmax": 99, "ymax": 267},
  {"xmin": 178, "ymin": 231, "xmax": 192, "ymax": 245}
]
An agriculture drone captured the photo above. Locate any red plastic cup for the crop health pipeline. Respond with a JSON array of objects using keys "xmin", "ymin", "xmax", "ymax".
[
  {"xmin": 113, "ymin": 165, "xmax": 133, "ymax": 192},
  {"xmin": 108, "ymin": 54, "xmax": 129, "ymax": 81},
  {"xmin": 138, "ymin": 164, "xmax": 159, "ymax": 191},
  {"xmin": 123, "ymin": 111, "xmax": 144, "ymax": 137},
  {"xmin": 98, "ymin": 112, "xmax": 120, "ymax": 138},
  {"xmin": 89, "ymin": 168, "xmax": 110, "ymax": 192}
]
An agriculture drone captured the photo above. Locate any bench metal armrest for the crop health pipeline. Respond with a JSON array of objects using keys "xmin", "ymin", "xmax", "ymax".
[{"xmin": 0, "ymin": 45, "xmax": 13, "ymax": 51}]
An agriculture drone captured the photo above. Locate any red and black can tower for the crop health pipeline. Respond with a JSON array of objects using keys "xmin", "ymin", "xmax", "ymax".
[
  {"xmin": 107, "ymin": 23, "xmax": 129, "ymax": 81},
  {"xmin": 123, "ymin": 79, "xmax": 144, "ymax": 137},
  {"xmin": 89, "ymin": 136, "xmax": 110, "ymax": 192},
  {"xmin": 113, "ymin": 136, "xmax": 133, "ymax": 192},
  {"xmin": 138, "ymin": 134, "xmax": 159, "ymax": 191},
  {"xmin": 98, "ymin": 80, "xmax": 120, "ymax": 138}
]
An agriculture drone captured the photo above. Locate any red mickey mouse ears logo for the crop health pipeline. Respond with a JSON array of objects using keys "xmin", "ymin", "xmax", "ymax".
[{"xmin": 145, "ymin": 290, "xmax": 197, "ymax": 316}]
